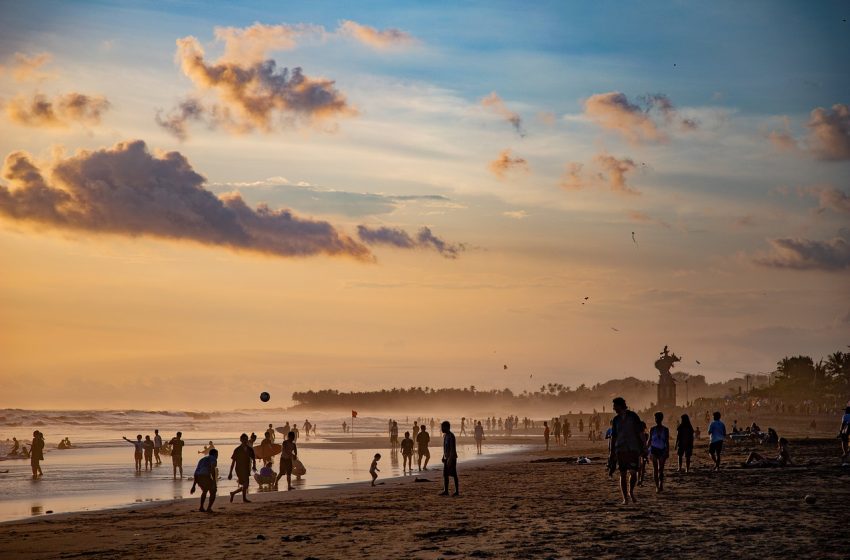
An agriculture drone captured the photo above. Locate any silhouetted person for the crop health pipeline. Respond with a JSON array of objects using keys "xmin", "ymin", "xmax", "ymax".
[
  {"xmin": 440, "ymin": 421, "xmax": 459, "ymax": 496},
  {"xmin": 10, "ymin": 437, "xmax": 19, "ymax": 455},
  {"xmin": 390, "ymin": 421, "xmax": 399, "ymax": 451},
  {"xmin": 417, "ymin": 425, "xmax": 431, "ymax": 470},
  {"xmin": 191, "ymin": 448, "xmax": 218, "ymax": 512},
  {"xmin": 30, "ymin": 431, "xmax": 44, "ymax": 479},
  {"xmin": 153, "ymin": 429, "xmax": 162, "ymax": 465},
  {"xmin": 609, "ymin": 397, "xmax": 644, "ymax": 504},
  {"xmin": 543, "ymin": 421, "xmax": 550, "ymax": 451},
  {"xmin": 169, "ymin": 432, "xmax": 185, "ymax": 479},
  {"xmin": 401, "ymin": 431, "xmax": 414, "ymax": 473},
  {"xmin": 839, "ymin": 407, "xmax": 850, "ymax": 461},
  {"xmin": 744, "ymin": 438, "xmax": 791, "ymax": 468},
  {"xmin": 648, "ymin": 412, "xmax": 669, "ymax": 492},
  {"xmin": 123, "ymin": 434, "xmax": 144, "ymax": 472},
  {"xmin": 275, "ymin": 431, "xmax": 298, "ymax": 491},
  {"xmin": 143, "ymin": 435, "xmax": 154, "ymax": 470},
  {"xmin": 708, "ymin": 411, "xmax": 726, "ymax": 471},
  {"xmin": 675, "ymin": 414, "xmax": 695, "ymax": 472},
  {"xmin": 370, "ymin": 453, "xmax": 381, "ymax": 486},
  {"xmin": 268, "ymin": 424, "xmax": 276, "ymax": 443},
  {"xmin": 229, "ymin": 433, "xmax": 256, "ymax": 502},
  {"xmin": 474, "ymin": 421, "xmax": 484, "ymax": 454}
]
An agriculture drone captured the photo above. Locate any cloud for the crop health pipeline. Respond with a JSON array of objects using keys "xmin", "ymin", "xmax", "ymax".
[
  {"xmin": 0, "ymin": 52, "xmax": 52, "ymax": 82},
  {"xmin": 488, "ymin": 149, "xmax": 529, "ymax": 178},
  {"xmin": 481, "ymin": 92, "xmax": 525, "ymax": 136},
  {"xmin": 801, "ymin": 185, "xmax": 850, "ymax": 215},
  {"xmin": 0, "ymin": 140, "xmax": 371, "ymax": 260},
  {"xmin": 337, "ymin": 20, "xmax": 416, "ymax": 50},
  {"xmin": 536, "ymin": 111, "xmax": 557, "ymax": 126},
  {"xmin": 5, "ymin": 92, "xmax": 110, "ymax": 128},
  {"xmin": 213, "ymin": 22, "xmax": 321, "ymax": 63},
  {"xmin": 357, "ymin": 225, "xmax": 463, "ymax": 258},
  {"xmin": 733, "ymin": 214, "xmax": 757, "ymax": 227},
  {"xmin": 159, "ymin": 33, "xmax": 354, "ymax": 138},
  {"xmin": 559, "ymin": 162, "xmax": 584, "ymax": 191},
  {"xmin": 154, "ymin": 98, "xmax": 205, "ymax": 141},
  {"xmin": 583, "ymin": 92, "xmax": 696, "ymax": 144},
  {"xmin": 753, "ymin": 229, "xmax": 850, "ymax": 271},
  {"xmin": 503, "ymin": 210, "xmax": 529, "ymax": 219},
  {"xmin": 593, "ymin": 153, "xmax": 639, "ymax": 195},
  {"xmin": 807, "ymin": 104, "xmax": 850, "ymax": 160},
  {"xmin": 628, "ymin": 210, "xmax": 670, "ymax": 228}
]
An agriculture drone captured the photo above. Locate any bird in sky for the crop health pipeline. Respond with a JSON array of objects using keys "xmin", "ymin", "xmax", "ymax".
[
  {"xmin": 696, "ymin": 360, "xmax": 701, "ymax": 365},
  {"xmin": 611, "ymin": 327, "xmax": 620, "ymax": 332},
  {"xmin": 503, "ymin": 364, "xmax": 508, "ymax": 370}
]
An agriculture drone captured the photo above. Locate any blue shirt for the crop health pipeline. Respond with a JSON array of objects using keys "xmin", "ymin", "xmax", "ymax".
[
  {"xmin": 194, "ymin": 455, "xmax": 217, "ymax": 476},
  {"xmin": 708, "ymin": 420, "xmax": 726, "ymax": 443}
]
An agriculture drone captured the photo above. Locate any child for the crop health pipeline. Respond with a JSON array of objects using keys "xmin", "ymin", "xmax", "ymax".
[
  {"xmin": 401, "ymin": 432, "xmax": 414, "ymax": 473},
  {"xmin": 370, "ymin": 453, "xmax": 381, "ymax": 486}
]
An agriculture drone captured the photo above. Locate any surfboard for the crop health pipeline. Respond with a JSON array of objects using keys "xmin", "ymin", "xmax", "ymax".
[
  {"xmin": 253, "ymin": 443, "xmax": 282, "ymax": 460},
  {"xmin": 275, "ymin": 427, "xmax": 289, "ymax": 435},
  {"xmin": 292, "ymin": 457, "xmax": 306, "ymax": 476}
]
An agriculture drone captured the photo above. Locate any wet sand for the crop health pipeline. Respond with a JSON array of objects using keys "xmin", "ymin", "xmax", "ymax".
[{"xmin": 1, "ymin": 437, "xmax": 848, "ymax": 559}]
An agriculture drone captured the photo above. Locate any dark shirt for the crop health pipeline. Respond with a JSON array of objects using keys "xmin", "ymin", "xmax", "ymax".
[
  {"xmin": 416, "ymin": 431, "xmax": 430, "ymax": 448},
  {"xmin": 231, "ymin": 443, "xmax": 256, "ymax": 472},
  {"xmin": 676, "ymin": 423, "xmax": 694, "ymax": 448},
  {"xmin": 170, "ymin": 438, "xmax": 184, "ymax": 457},
  {"xmin": 611, "ymin": 410, "xmax": 644, "ymax": 453},
  {"xmin": 443, "ymin": 431, "xmax": 457, "ymax": 461},
  {"xmin": 194, "ymin": 455, "xmax": 217, "ymax": 476}
]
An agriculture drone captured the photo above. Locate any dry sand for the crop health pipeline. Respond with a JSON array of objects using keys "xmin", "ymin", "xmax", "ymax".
[{"xmin": 1, "ymin": 437, "xmax": 848, "ymax": 559}]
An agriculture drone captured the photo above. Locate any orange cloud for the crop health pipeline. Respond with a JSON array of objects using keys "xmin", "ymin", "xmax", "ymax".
[
  {"xmin": 559, "ymin": 153, "xmax": 640, "ymax": 195},
  {"xmin": 213, "ymin": 22, "xmax": 322, "ymax": 63},
  {"xmin": 5, "ymin": 92, "xmax": 110, "ymax": 128},
  {"xmin": 0, "ymin": 140, "xmax": 371, "ymax": 260},
  {"xmin": 807, "ymin": 104, "xmax": 850, "ymax": 160},
  {"xmin": 488, "ymin": 149, "xmax": 529, "ymax": 178},
  {"xmin": 559, "ymin": 162, "xmax": 584, "ymax": 191},
  {"xmin": 584, "ymin": 92, "xmax": 696, "ymax": 144},
  {"xmin": 337, "ymin": 20, "xmax": 416, "ymax": 49},
  {"xmin": 1, "ymin": 52, "xmax": 52, "ymax": 82},
  {"xmin": 481, "ymin": 92, "xmax": 524, "ymax": 136}
]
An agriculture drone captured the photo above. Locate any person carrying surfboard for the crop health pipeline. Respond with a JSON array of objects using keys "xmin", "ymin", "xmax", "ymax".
[
  {"xmin": 275, "ymin": 431, "xmax": 298, "ymax": 491},
  {"xmin": 228, "ymin": 433, "xmax": 257, "ymax": 503}
]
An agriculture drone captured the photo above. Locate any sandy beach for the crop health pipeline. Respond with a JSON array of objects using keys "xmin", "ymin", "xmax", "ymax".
[{"xmin": 1, "ymin": 437, "xmax": 848, "ymax": 559}]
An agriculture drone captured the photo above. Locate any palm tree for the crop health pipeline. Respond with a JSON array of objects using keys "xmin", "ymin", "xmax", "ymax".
[{"xmin": 825, "ymin": 351, "xmax": 850, "ymax": 387}]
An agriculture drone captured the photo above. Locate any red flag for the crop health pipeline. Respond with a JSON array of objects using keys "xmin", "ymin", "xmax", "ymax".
[{"xmin": 352, "ymin": 410, "xmax": 358, "ymax": 418}]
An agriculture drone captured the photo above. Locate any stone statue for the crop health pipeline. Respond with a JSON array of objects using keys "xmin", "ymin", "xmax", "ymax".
[
  {"xmin": 655, "ymin": 345, "xmax": 681, "ymax": 378},
  {"xmin": 655, "ymin": 345, "xmax": 680, "ymax": 408}
]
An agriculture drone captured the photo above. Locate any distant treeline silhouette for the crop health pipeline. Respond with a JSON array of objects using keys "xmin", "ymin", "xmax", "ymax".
[
  {"xmin": 752, "ymin": 350, "xmax": 850, "ymax": 401},
  {"xmin": 291, "ymin": 372, "xmax": 770, "ymax": 411}
]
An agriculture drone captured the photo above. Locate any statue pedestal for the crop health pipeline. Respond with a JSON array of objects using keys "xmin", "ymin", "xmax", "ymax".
[{"xmin": 657, "ymin": 373, "xmax": 677, "ymax": 409}]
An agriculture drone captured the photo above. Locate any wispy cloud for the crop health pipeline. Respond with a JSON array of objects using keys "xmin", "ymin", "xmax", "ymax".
[
  {"xmin": 0, "ymin": 140, "xmax": 371, "ymax": 260},
  {"xmin": 801, "ymin": 185, "xmax": 850, "ymax": 215},
  {"xmin": 337, "ymin": 20, "xmax": 416, "ymax": 50},
  {"xmin": 768, "ymin": 104, "xmax": 850, "ymax": 161},
  {"xmin": 488, "ymin": 149, "xmax": 529, "ymax": 178},
  {"xmin": 481, "ymin": 92, "xmax": 525, "ymax": 136},
  {"xmin": 753, "ymin": 229, "xmax": 850, "ymax": 271},
  {"xmin": 583, "ymin": 91, "xmax": 696, "ymax": 144},
  {"xmin": 5, "ymin": 92, "xmax": 110, "ymax": 128},
  {"xmin": 0, "ymin": 52, "xmax": 52, "ymax": 82},
  {"xmin": 503, "ymin": 210, "xmax": 529, "ymax": 219},
  {"xmin": 357, "ymin": 225, "xmax": 464, "ymax": 258}
]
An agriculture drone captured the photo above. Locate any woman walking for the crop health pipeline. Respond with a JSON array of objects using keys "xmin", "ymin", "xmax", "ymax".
[
  {"xmin": 648, "ymin": 412, "xmax": 670, "ymax": 492},
  {"xmin": 675, "ymin": 414, "xmax": 695, "ymax": 472}
]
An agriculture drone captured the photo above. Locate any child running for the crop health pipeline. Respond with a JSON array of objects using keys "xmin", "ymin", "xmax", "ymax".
[
  {"xmin": 648, "ymin": 412, "xmax": 669, "ymax": 492},
  {"xmin": 191, "ymin": 448, "xmax": 218, "ymax": 512},
  {"xmin": 370, "ymin": 453, "xmax": 381, "ymax": 486}
]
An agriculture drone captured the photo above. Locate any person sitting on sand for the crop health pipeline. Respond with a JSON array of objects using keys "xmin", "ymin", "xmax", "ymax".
[
  {"xmin": 191, "ymin": 448, "xmax": 218, "ymax": 512},
  {"xmin": 708, "ymin": 412, "xmax": 726, "ymax": 472},
  {"xmin": 744, "ymin": 438, "xmax": 791, "ymax": 468},
  {"xmin": 609, "ymin": 397, "xmax": 644, "ymax": 505},
  {"xmin": 401, "ymin": 431, "xmax": 414, "ymax": 473},
  {"xmin": 259, "ymin": 461, "xmax": 275, "ymax": 478},
  {"xmin": 275, "ymin": 431, "xmax": 298, "ymax": 491},
  {"xmin": 123, "ymin": 435, "xmax": 144, "ymax": 472},
  {"xmin": 543, "ymin": 421, "xmax": 550, "ymax": 451},
  {"xmin": 649, "ymin": 412, "xmax": 670, "ymax": 493},
  {"xmin": 30, "ymin": 431, "xmax": 44, "ymax": 479},
  {"xmin": 675, "ymin": 414, "xmax": 695, "ymax": 473},
  {"xmin": 143, "ymin": 435, "xmax": 154, "ymax": 470},
  {"xmin": 169, "ymin": 432, "xmax": 185, "ymax": 479},
  {"xmin": 370, "ymin": 453, "xmax": 381, "ymax": 486},
  {"xmin": 228, "ymin": 433, "xmax": 257, "ymax": 503},
  {"xmin": 766, "ymin": 428, "xmax": 779, "ymax": 444},
  {"xmin": 440, "ymin": 421, "xmax": 459, "ymax": 496}
]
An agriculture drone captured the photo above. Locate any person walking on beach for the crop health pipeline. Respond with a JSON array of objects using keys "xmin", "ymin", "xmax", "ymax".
[
  {"xmin": 143, "ymin": 435, "xmax": 154, "ymax": 471},
  {"xmin": 440, "ymin": 421, "xmax": 459, "ymax": 496},
  {"xmin": 268, "ymin": 424, "xmax": 276, "ymax": 443},
  {"xmin": 554, "ymin": 418, "xmax": 562, "ymax": 446},
  {"xmin": 648, "ymin": 412, "xmax": 669, "ymax": 493},
  {"xmin": 417, "ymin": 425, "xmax": 431, "ymax": 470},
  {"xmin": 170, "ymin": 432, "xmax": 185, "ymax": 479},
  {"xmin": 191, "ymin": 448, "xmax": 218, "ymax": 512},
  {"xmin": 153, "ymin": 429, "xmax": 162, "ymax": 465},
  {"xmin": 474, "ymin": 420, "xmax": 484, "ymax": 454},
  {"xmin": 228, "ymin": 433, "xmax": 257, "ymax": 503},
  {"xmin": 390, "ymin": 421, "xmax": 399, "ymax": 451},
  {"xmin": 543, "ymin": 421, "xmax": 550, "ymax": 451},
  {"xmin": 123, "ymin": 435, "xmax": 144, "ymax": 472},
  {"xmin": 370, "ymin": 453, "xmax": 381, "ymax": 486},
  {"xmin": 401, "ymin": 431, "xmax": 414, "ymax": 473},
  {"xmin": 30, "ymin": 431, "xmax": 44, "ymax": 480},
  {"xmin": 708, "ymin": 411, "xmax": 726, "ymax": 471},
  {"xmin": 675, "ymin": 414, "xmax": 695, "ymax": 472},
  {"xmin": 609, "ymin": 397, "xmax": 644, "ymax": 505},
  {"xmin": 275, "ymin": 431, "xmax": 298, "ymax": 491}
]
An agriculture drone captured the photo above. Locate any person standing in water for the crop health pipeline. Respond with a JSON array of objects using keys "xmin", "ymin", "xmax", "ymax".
[
  {"xmin": 123, "ymin": 434, "xmax": 144, "ymax": 472},
  {"xmin": 191, "ymin": 448, "xmax": 218, "ymax": 512},
  {"xmin": 275, "ymin": 431, "xmax": 298, "ymax": 491},
  {"xmin": 30, "ymin": 431, "xmax": 44, "ymax": 480},
  {"xmin": 400, "ymin": 431, "xmax": 414, "ymax": 473},
  {"xmin": 440, "ymin": 421, "xmax": 459, "ymax": 496},
  {"xmin": 228, "ymin": 433, "xmax": 257, "ymax": 503},
  {"xmin": 543, "ymin": 421, "xmax": 550, "ymax": 451},
  {"xmin": 675, "ymin": 414, "xmax": 695, "ymax": 472},
  {"xmin": 143, "ymin": 435, "xmax": 154, "ymax": 471},
  {"xmin": 708, "ymin": 411, "xmax": 726, "ymax": 471},
  {"xmin": 416, "ymin": 425, "xmax": 431, "ymax": 471},
  {"xmin": 169, "ymin": 432, "xmax": 185, "ymax": 479},
  {"xmin": 390, "ymin": 421, "xmax": 399, "ymax": 451},
  {"xmin": 648, "ymin": 412, "xmax": 670, "ymax": 493},
  {"xmin": 474, "ymin": 421, "xmax": 484, "ymax": 454},
  {"xmin": 609, "ymin": 397, "xmax": 644, "ymax": 505},
  {"xmin": 153, "ymin": 429, "xmax": 162, "ymax": 465}
]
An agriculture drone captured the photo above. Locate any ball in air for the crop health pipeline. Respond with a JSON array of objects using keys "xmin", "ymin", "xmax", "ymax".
[
  {"xmin": 260, "ymin": 391, "xmax": 270, "ymax": 403},
  {"xmin": 803, "ymin": 495, "xmax": 816, "ymax": 505}
]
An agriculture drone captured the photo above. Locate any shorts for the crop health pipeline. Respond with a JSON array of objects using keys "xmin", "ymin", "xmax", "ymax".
[
  {"xmin": 616, "ymin": 450, "xmax": 640, "ymax": 472},
  {"xmin": 391, "ymin": 436, "xmax": 398, "ymax": 443},
  {"xmin": 419, "ymin": 446, "xmax": 430, "ymax": 457},
  {"xmin": 235, "ymin": 469, "xmax": 250, "ymax": 486},
  {"xmin": 840, "ymin": 433, "xmax": 849, "ymax": 443},
  {"xmin": 172, "ymin": 455, "xmax": 183, "ymax": 467},
  {"xmin": 280, "ymin": 457, "xmax": 293, "ymax": 475},
  {"xmin": 194, "ymin": 474, "xmax": 216, "ymax": 492},
  {"xmin": 402, "ymin": 450, "xmax": 412, "ymax": 457},
  {"xmin": 443, "ymin": 458, "xmax": 458, "ymax": 477},
  {"xmin": 134, "ymin": 451, "xmax": 143, "ymax": 461},
  {"xmin": 650, "ymin": 447, "xmax": 668, "ymax": 459},
  {"xmin": 709, "ymin": 441, "xmax": 724, "ymax": 455},
  {"xmin": 677, "ymin": 445, "xmax": 693, "ymax": 458}
]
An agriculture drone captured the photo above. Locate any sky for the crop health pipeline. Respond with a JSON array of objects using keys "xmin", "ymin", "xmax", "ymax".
[{"xmin": 0, "ymin": 1, "xmax": 848, "ymax": 410}]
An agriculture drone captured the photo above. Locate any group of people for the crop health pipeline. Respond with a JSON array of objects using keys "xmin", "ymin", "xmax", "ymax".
[{"xmin": 122, "ymin": 430, "xmax": 184, "ymax": 477}]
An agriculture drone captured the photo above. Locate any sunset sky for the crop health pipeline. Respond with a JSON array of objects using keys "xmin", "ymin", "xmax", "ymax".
[{"xmin": 1, "ymin": 1, "xmax": 848, "ymax": 410}]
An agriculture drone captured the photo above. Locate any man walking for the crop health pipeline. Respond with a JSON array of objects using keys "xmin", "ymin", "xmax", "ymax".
[
  {"xmin": 708, "ymin": 411, "xmax": 726, "ymax": 471},
  {"xmin": 609, "ymin": 397, "xmax": 644, "ymax": 505},
  {"xmin": 169, "ymin": 431, "xmax": 185, "ymax": 479},
  {"xmin": 153, "ymin": 429, "xmax": 162, "ymax": 465},
  {"xmin": 416, "ymin": 425, "xmax": 431, "ymax": 471},
  {"xmin": 440, "ymin": 421, "xmax": 459, "ymax": 496}
]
